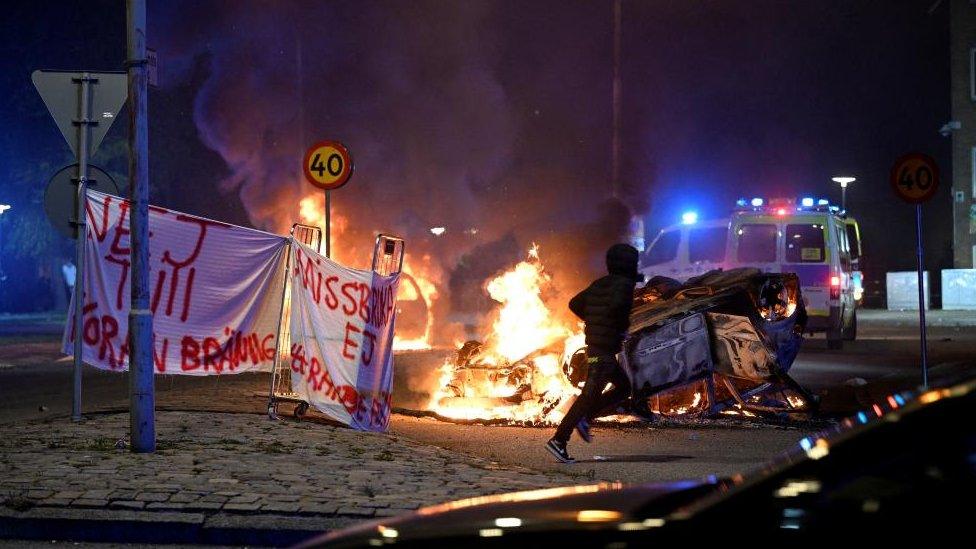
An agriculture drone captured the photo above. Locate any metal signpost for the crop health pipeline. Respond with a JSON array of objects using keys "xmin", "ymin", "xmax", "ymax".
[
  {"xmin": 127, "ymin": 0, "xmax": 155, "ymax": 453},
  {"xmin": 32, "ymin": 70, "xmax": 127, "ymax": 422},
  {"xmin": 890, "ymin": 152, "xmax": 940, "ymax": 388},
  {"xmin": 302, "ymin": 141, "xmax": 354, "ymax": 257}
]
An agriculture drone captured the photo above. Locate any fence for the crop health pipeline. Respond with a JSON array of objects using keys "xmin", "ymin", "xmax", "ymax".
[
  {"xmin": 267, "ymin": 224, "xmax": 322, "ymax": 419},
  {"xmin": 266, "ymin": 228, "xmax": 405, "ymax": 420}
]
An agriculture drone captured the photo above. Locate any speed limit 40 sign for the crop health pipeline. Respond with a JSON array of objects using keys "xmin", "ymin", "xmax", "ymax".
[
  {"xmin": 303, "ymin": 141, "xmax": 353, "ymax": 190},
  {"xmin": 890, "ymin": 152, "xmax": 939, "ymax": 204},
  {"xmin": 889, "ymin": 151, "xmax": 939, "ymax": 388}
]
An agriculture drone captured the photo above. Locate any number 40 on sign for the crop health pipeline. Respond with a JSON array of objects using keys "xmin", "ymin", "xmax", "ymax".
[
  {"xmin": 890, "ymin": 152, "xmax": 939, "ymax": 204},
  {"xmin": 303, "ymin": 141, "xmax": 353, "ymax": 190}
]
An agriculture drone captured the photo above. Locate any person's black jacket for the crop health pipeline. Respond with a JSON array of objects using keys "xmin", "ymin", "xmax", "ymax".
[{"xmin": 569, "ymin": 244, "xmax": 642, "ymax": 357}]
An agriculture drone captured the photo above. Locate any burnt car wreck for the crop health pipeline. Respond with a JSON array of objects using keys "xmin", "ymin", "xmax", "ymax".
[{"xmin": 621, "ymin": 268, "xmax": 816, "ymax": 419}]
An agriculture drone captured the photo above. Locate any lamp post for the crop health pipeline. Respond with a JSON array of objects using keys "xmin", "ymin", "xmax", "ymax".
[{"xmin": 832, "ymin": 176, "xmax": 856, "ymax": 210}]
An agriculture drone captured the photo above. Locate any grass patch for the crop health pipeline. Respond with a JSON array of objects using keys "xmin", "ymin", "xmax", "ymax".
[
  {"xmin": 374, "ymin": 450, "xmax": 395, "ymax": 462},
  {"xmin": 215, "ymin": 438, "xmax": 244, "ymax": 445},
  {"xmin": 255, "ymin": 440, "xmax": 288, "ymax": 454},
  {"xmin": 566, "ymin": 469, "xmax": 597, "ymax": 481},
  {"xmin": 2, "ymin": 497, "xmax": 35, "ymax": 512},
  {"xmin": 72, "ymin": 437, "xmax": 118, "ymax": 452}
]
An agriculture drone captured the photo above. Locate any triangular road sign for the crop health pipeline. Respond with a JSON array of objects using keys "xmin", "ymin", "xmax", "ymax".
[{"xmin": 31, "ymin": 70, "xmax": 128, "ymax": 158}]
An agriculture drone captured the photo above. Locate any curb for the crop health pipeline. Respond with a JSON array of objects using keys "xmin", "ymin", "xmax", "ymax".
[{"xmin": 0, "ymin": 507, "xmax": 354, "ymax": 547}]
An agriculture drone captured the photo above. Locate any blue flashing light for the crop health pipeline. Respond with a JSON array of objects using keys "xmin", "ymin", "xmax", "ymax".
[
  {"xmin": 681, "ymin": 211, "xmax": 698, "ymax": 225},
  {"xmin": 817, "ymin": 199, "xmax": 829, "ymax": 206},
  {"xmin": 894, "ymin": 394, "xmax": 905, "ymax": 406},
  {"xmin": 801, "ymin": 197, "xmax": 814, "ymax": 207},
  {"xmin": 736, "ymin": 198, "xmax": 747, "ymax": 207},
  {"xmin": 750, "ymin": 198, "xmax": 764, "ymax": 207},
  {"xmin": 857, "ymin": 411, "xmax": 868, "ymax": 424},
  {"xmin": 799, "ymin": 438, "xmax": 812, "ymax": 451}
]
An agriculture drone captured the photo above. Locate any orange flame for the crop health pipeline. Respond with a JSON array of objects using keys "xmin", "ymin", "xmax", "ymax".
[
  {"xmin": 427, "ymin": 244, "xmax": 583, "ymax": 424},
  {"xmin": 393, "ymin": 255, "xmax": 438, "ymax": 351}
]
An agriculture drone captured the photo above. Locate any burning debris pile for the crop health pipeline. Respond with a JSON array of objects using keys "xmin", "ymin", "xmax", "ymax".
[{"xmin": 427, "ymin": 245, "xmax": 584, "ymax": 424}]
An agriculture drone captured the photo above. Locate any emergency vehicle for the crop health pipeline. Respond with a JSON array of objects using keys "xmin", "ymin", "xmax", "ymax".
[
  {"xmin": 640, "ymin": 216, "xmax": 730, "ymax": 280},
  {"xmin": 728, "ymin": 198, "xmax": 858, "ymax": 349},
  {"xmin": 641, "ymin": 198, "xmax": 861, "ymax": 349}
]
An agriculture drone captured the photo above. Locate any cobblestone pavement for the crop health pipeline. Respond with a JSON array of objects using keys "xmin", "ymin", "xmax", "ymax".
[{"xmin": 0, "ymin": 411, "xmax": 575, "ymax": 542}]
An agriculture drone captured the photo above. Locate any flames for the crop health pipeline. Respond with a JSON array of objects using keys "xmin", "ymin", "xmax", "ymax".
[
  {"xmin": 392, "ymin": 255, "xmax": 438, "ymax": 351},
  {"xmin": 426, "ymin": 244, "xmax": 584, "ymax": 424},
  {"xmin": 297, "ymin": 192, "xmax": 438, "ymax": 351},
  {"xmin": 483, "ymin": 244, "xmax": 572, "ymax": 362},
  {"xmin": 289, "ymin": 195, "xmax": 808, "ymax": 425}
]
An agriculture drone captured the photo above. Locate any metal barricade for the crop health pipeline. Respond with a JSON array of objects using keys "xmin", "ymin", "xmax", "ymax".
[
  {"xmin": 267, "ymin": 224, "xmax": 321, "ymax": 419},
  {"xmin": 267, "ymin": 229, "xmax": 406, "ymax": 420},
  {"xmin": 372, "ymin": 233, "xmax": 405, "ymax": 276}
]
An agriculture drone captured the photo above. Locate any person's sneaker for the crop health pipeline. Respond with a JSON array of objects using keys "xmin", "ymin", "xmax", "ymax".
[
  {"xmin": 576, "ymin": 418, "xmax": 593, "ymax": 443},
  {"xmin": 545, "ymin": 438, "xmax": 575, "ymax": 463}
]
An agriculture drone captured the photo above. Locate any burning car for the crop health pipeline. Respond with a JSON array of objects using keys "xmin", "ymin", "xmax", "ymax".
[{"xmin": 427, "ymin": 244, "xmax": 816, "ymax": 423}]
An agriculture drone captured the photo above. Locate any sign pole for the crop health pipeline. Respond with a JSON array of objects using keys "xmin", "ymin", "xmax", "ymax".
[
  {"xmin": 71, "ymin": 72, "xmax": 94, "ymax": 422},
  {"xmin": 127, "ymin": 0, "xmax": 155, "ymax": 453},
  {"xmin": 325, "ymin": 189, "xmax": 331, "ymax": 258},
  {"xmin": 303, "ymin": 141, "xmax": 350, "ymax": 256},
  {"xmin": 32, "ymin": 69, "xmax": 128, "ymax": 423},
  {"xmin": 915, "ymin": 203, "xmax": 929, "ymax": 387},
  {"xmin": 890, "ymin": 152, "xmax": 938, "ymax": 389}
]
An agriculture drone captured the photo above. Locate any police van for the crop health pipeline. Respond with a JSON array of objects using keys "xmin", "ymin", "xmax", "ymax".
[
  {"xmin": 641, "ymin": 199, "xmax": 861, "ymax": 349},
  {"xmin": 640, "ymin": 215, "xmax": 731, "ymax": 281},
  {"xmin": 728, "ymin": 198, "xmax": 858, "ymax": 349}
]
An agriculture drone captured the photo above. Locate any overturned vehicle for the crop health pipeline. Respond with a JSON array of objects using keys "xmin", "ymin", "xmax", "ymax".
[
  {"xmin": 436, "ymin": 268, "xmax": 815, "ymax": 423},
  {"xmin": 623, "ymin": 268, "xmax": 814, "ymax": 418}
]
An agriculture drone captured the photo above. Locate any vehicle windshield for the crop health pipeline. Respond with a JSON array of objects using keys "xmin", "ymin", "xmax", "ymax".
[
  {"xmin": 786, "ymin": 224, "xmax": 826, "ymax": 263},
  {"xmin": 689, "ymin": 226, "xmax": 727, "ymax": 263},
  {"xmin": 736, "ymin": 224, "xmax": 777, "ymax": 263},
  {"xmin": 644, "ymin": 229, "xmax": 680, "ymax": 266}
]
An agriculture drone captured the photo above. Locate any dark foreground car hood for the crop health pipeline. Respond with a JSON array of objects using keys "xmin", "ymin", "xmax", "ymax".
[
  {"xmin": 299, "ymin": 478, "xmax": 721, "ymax": 547},
  {"xmin": 307, "ymin": 377, "xmax": 976, "ymax": 546}
]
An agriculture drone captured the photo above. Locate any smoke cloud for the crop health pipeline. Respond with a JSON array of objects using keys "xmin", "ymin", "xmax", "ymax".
[{"xmin": 154, "ymin": 0, "xmax": 648, "ymax": 343}]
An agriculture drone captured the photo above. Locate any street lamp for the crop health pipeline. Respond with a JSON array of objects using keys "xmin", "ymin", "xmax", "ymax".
[{"xmin": 831, "ymin": 176, "xmax": 856, "ymax": 210}]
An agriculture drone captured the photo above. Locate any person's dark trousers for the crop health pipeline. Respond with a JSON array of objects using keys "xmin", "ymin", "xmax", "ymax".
[{"xmin": 553, "ymin": 355, "xmax": 630, "ymax": 443}]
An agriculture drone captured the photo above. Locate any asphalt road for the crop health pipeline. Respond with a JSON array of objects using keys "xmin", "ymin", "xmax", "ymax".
[
  {"xmin": 1, "ymin": 309, "xmax": 973, "ymax": 486},
  {"xmin": 791, "ymin": 309, "xmax": 976, "ymax": 391}
]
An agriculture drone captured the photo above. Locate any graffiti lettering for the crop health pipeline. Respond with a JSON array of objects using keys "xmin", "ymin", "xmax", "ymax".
[{"xmin": 180, "ymin": 329, "xmax": 276, "ymax": 373}]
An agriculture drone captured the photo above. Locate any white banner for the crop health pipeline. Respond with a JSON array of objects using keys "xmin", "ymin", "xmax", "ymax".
[
  {"xmin": 288, "ymin": 240, "xmax": 399, "ymax": 431},
  {"xmin": 62, "ymin": 189, "xmax": 289, "ymax": 375}
]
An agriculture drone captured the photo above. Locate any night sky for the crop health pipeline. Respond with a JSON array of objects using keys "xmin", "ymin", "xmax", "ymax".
[{"xmin": 0, "ymin": 0, "xmax": 952, "ymax": 313}]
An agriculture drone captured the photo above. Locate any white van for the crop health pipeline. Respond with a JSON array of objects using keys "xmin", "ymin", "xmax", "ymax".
[
  {"xmin": 641, "ymin": 199, "xmax": 860, "ymax": 349},
  {"xmin": 728, "ymin": 201, "xmax": 857, "ymax": 349},
  {"xmin": 640, "ymin": 218, "xmax": 730, "ymax": 281}
]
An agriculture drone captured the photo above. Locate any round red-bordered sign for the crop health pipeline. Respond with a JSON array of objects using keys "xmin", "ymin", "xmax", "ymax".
[
  {"xmin": 889, "ymin": 152, "xmax": 939, "ymax": 204},
  {"xmin": 303, "ymin": 141, "xmax": 354, "ymax": 190}
]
